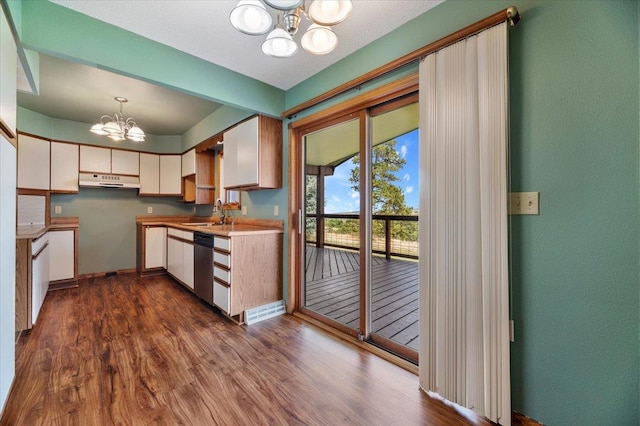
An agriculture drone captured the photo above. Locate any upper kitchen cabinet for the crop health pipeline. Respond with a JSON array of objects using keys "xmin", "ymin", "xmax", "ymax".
[
  {"xmin": 223, "ymin": 115, "xmax": 282, "ymax": 191},
  {"xmin": 140, "ymin": 153, "xmax": 182, "ymax": 196},
  {"xmin": 17, "ymin": 134, "xmax": 50, "ymax": 190},
  {"xmin": 50, "ymin": 142, "xmax": 79, "ymax": 193},
  {"xmin": 80, "ymin": 146, "xmax": 139, "ymax": 175},
  {"xmin": 79, "ymin": 145, "xmax": 110, "ymax": 173},
  {"xmin": 111, "ymin": 149, "xmax": 139, "ymax": 175},
  {"xmin": 181, "ymin": 148, "xmax": 195, "ymax": 177},
  {"xmin": 159, "ymin": 155, "xmax": 182, "ymax": 196},
  {"xmin": 0, "ymin": 8, "xmax": 17, "ymax": 139}
]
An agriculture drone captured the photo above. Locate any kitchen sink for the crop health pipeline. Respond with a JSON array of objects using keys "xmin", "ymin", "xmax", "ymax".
[{"xmin": 181, "ymin": 222, "xmax": 223, "ymax": 227}]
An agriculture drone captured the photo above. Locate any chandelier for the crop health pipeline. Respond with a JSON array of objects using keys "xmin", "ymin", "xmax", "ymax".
[
  {"xmin": 230, "ymin": 0, "xmax": 352, "ymax": 58},
  {"xmin": 90, "ymin": 97, "xmax": 146, "ymax": 142}
]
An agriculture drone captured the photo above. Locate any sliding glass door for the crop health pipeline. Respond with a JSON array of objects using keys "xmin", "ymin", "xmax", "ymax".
[
  {"xmin": 302, "ymin": 116, "xmax": 362, "ymax": 336},
  {"xmin": 298, "ymin": 93, "xmax": 419, "ymax": 362}
]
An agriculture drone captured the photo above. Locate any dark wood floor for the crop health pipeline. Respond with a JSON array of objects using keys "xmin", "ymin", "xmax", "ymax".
[
  {"xmin": 0, "ymin": 273, "xmax": 493, "ymax": 425},
  {"xmin": 305, "ymin": 246, "xmax": 419, "ymax": 351}
]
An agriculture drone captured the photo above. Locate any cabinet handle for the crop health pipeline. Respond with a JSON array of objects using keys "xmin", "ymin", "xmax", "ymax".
[{"xmin": 298, "ymin": 209, "xmax": 302, "ymax": 235}]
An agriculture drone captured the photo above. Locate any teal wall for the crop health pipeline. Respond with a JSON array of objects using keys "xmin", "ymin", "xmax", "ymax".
[
  {"xmin": 6, "ymin": 0, "xmax": 640, "ymax": 425},
  {"xmin": 17, "ymin": 1, "xmax": 285, "ymax": 117},
  {"xmin": 50, "ymin": 190, "xmax": 194, "ymax": 276},
  {"xmin": 286, "ymin": 1, "xmax": 639, "ymax": 424}
]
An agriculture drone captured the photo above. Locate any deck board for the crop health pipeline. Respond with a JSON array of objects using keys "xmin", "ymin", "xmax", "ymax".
[{"xmin": 304, "ymin": 246, "xmax": 419, "ymax": 349}]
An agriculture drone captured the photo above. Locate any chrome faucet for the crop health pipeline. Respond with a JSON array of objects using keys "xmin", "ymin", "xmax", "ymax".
[{"xmin": 216, "ymin": 199, "xmax": 225, "ymax": 224}]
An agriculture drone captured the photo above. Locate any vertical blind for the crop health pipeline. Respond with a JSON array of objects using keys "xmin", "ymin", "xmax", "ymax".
[{"xmin": 418, "ymin": 22, "xmax": 511, "ymax": 425}]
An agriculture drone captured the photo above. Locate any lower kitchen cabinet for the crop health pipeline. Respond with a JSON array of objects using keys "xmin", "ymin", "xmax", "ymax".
[
  {"xmin": 137, "ymin": 224, "xmax": 167, "ymax": 275},
  {"xmin": 48, "ymin": 218, "xmax": 79, "ymax": 287},
  {"xmin": 167, "ymin": 228, "xmax": 194, "ymax": 290},
  {"xmin": 212, "ymin": 233, "xmax": 282, "ymax": 321},
  {"xmin": 48, "ymin": 229, "xmax": 75, "ymax": 282},
  {"xmin": 16, "ymin": 231, "xmax": 50, "ymax": 331}
]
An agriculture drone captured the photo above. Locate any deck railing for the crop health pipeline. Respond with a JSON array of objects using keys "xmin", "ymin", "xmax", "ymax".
[{"xmin": 306, "ymin": 213, "xmax": 419, "ymax": 259}]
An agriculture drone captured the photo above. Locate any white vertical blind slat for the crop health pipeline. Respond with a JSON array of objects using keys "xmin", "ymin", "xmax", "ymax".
[{"xmin": 418, "ymin": 22, "xmax": 510, "ymax": 425}]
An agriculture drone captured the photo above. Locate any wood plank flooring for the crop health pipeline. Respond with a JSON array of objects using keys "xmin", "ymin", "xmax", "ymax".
[
  {"xmin": 0, "ymin": 273, "xmax": 494, "ymax": 426},
  {"xmin": 305, "ymin": 246, "xmax": 420, "ymax": 351}
]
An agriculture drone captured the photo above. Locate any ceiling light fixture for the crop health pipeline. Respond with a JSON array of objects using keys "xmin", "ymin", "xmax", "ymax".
[
  {"xmin": 230, "ymin": 0, "xmax": 351, "ymax": 58},
  {"xmin": 90, "ymin": 97, "xmax": 146, "ymax": 143}
]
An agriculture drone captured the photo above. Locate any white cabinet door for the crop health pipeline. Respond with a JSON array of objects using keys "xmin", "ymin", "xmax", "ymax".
[
  {"xmin": 213, "ymin": 281, "xmax": 230, "ymax": 315},
  {"xmin": 145, "ymin": 227, "xmax": 167, "ymax": 269},
  {"xmin": 111, "ymin": 149, "xmax": 139, "ymax": 175},
  {"xmin": 235, "ymin": 116, "xmax": 259, "ymax": 187},
  {"xmin": 159, "ymin": 155, "xmax": 181, "ymax": 195},
  {"xmin": 182, "ymin": 242, "xmax": 194, "ymax": 289},
  {"xmin": 17, "ymin": 135, "xmax": 50, "ymax": 190},
  {"xmin": 167, "ymin": 236, "xmax": 181, "ymax": 280},
  {"xmin": 80, "ymin": 145, "xmax": 111, "ymax": 173},
  {"xmin": 48, "ymin": 230, "xmax": 74, "ymax": 281},
  {"xmin": 31, "ymin": 239, "xmax": 49, "ymax": 325},
  {"xmin": 0, "ymin": 9, "xmax": 17, "ymax": 136},
  {"xmin": 181, "ymin": 148, "xmax": 195, "ymax": 177},
  {"xmin": 50, "ymin": 142, "xmax": 79, "ymax": 192},
  {"xmin": 223, "ymin": 126, "xmax": 238, "ymax": 188},
  {"xmin": 139, "ymin": 153, "xmax": 159, "ymax": 194}
]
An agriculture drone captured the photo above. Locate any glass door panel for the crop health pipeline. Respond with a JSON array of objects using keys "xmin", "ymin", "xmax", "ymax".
[
  {"xmin": 302, "ymin": 118, "xmax": 361, "ymax": 334},
  {"xmin": 368, "ymin": 100, "xmax": 420, "ymax": 361}
]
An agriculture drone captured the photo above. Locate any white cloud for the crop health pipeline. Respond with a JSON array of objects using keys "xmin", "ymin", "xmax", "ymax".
[
  {"xmin": 405, "ymin": 186, "xmax": 414, "ymax": 194},
  {"xmin": 400, "ymin": 145, "xmax": 408, "ymax": 158},
  {"xmin": 403, "ymin": 173, "xmax": 410, "ymax": 182},
  {"xmin": 350, "ymin": 190, "xmax": 359, "ymax": 199},
  {"xmin": 332, "ymin": 195, "xmax": 341, "ymax": 202}
]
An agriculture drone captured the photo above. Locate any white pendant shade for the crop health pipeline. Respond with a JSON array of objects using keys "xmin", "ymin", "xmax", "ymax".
[
  {"xmin": 262, "ymin": 28, "xmax": 298, "ymax": 58},
  {"xmin": 301, "ymin": 24, "xmax": 337, "ymax": 55},
  {"xmin": 308, "ymin": 0, "xmax": 352, "ymax": 26},
  {"xmin": 89, "ymin": 97, "xmax": 146, "ymax": 143},
  {"xmin": 230, "ymin": 0, "xmax": 273, "ymax": 35},
  {"xmin": 263, "ymin": 0, "xmax": 303, "ymax": 10},
  {"xmin": 90, "ymin": 123, "xmax": 108, "ymax": 136}
]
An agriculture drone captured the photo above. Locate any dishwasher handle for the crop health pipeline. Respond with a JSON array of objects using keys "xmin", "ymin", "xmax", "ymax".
[{"xmin": 194, "ymin": 231, "xmax": 215, "ymax": 248}]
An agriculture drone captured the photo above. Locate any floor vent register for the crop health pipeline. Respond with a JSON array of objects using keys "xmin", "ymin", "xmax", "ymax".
[{"xmin": 245, "ymin": 300, "xmax": 286, "ymax": 325}]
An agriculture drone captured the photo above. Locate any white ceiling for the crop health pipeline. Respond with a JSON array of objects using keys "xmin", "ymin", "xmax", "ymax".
[{"xmin": 18, "ymin": 1, "xmax": 444, "ymax": 136}]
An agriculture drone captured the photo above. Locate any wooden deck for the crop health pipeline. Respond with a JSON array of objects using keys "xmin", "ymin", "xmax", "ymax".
[{"xmin": 305, "ymin": 246, "xmax": 419, "ymax": 351}]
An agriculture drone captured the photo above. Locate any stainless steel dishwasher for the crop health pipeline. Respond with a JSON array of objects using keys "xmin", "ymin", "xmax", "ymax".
[{"xmin": 193, "ymin": 231, "xmax": 214, "ymax": 305}]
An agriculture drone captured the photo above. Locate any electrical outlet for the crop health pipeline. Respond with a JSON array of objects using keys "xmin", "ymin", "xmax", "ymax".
[
  {"xmin": 509, "ymin": 192, "xmax": 539, "ymax": 215},
  {"xmin": 54, "ymin": 205, "xmax": 62, "ymax": 214},
  {"xmin": 242, "ymin": 206, "xmax": 247, "ymax": 216},
  {"xmin": 273, "ymin": 205, "xmax": 279, "ymax": 216},
  {"xmin": 147, "ymin": 206, "xmax": 153, "ymax": 214}
]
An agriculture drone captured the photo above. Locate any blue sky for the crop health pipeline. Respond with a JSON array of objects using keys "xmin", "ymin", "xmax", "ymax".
[{"xmin": 323, "ymin": 129, "xmax": 419, "ymax": 214}]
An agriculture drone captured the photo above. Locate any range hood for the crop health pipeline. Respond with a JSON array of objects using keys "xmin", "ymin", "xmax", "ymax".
[{"xmin": 79, "ymin": 172, "xmax": 140, "ymax": 189}]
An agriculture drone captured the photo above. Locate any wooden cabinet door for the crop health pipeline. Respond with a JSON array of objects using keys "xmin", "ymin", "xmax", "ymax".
[
  {"xmin": 139, "ymin": 153, "xmax": 160, "ymax": 195},
  {"xmin": 111, "ymin": 149, "xmax": 139, "ymax": 175},
  {"xmin": 50, "ymin": 142, "xmax": 79, "ymax": 192},
  {"xmin": 145, "ymin": 227, "xmax": 166, "ymax": 269},
  {"xmin": 80, "ymin": 145, "xmax": 111, "ymax": 173},
  {"xmin": 235, "ymin": 116, "xmax": 259, "ymax": 187},
  {"xmin": 159, "ymin": 155, "xmax": 181, "ymax": 195},
  {"xmin": 49, "ymin": 230, "xmax": 75, "ymax": 281},
  {"xmin": 17, "ymin": 134, "xmax": 50, "ymax": 190}
]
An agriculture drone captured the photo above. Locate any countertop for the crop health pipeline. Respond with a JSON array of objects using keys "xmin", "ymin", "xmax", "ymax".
[
  {"xmin": 17, "ymin": 217, "xmax": 79, "ymax": 240},
  {"xmin": 137, "ymin": 216, "xmax": 283, "ymax": 237}
]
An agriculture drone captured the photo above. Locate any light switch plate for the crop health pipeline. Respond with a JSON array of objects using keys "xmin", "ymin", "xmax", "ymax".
[
  {"xmin": 147, "ymin": 206, "xmax": 153, "ymax": 214},
  {"xmin": 509, "ymin": 192, "xmax": 539, "ymax": 215},
  {"xmin": 54, "ymin": 205, "xmax": 62, "ymax": 214},
  {"xmin": 242, "ymin": 206, "xmax": 247, "ymax": 216},
  {"xmin": 273, "ymin": 205, "xmax": 279, "ymax": 216}
]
